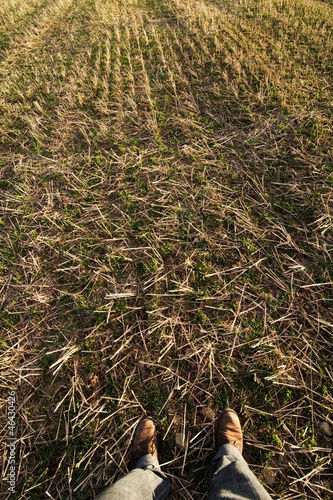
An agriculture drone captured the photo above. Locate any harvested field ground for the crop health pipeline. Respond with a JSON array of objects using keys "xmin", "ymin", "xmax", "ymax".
[{"xmin": 1, "ymin": 0, "xmax": 333, "ymax": 498}]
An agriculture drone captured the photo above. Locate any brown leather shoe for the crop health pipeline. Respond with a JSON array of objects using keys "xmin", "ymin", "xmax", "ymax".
[
  {"xmin": 133, "ymin": 417, "xmax": 158, "ymax": 462},
  {"xmin": 216, "ymin": 409, "xmax": 243, "ymax": 454}
]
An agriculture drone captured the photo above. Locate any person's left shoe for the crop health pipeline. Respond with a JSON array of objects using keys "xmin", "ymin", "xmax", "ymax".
[
  {"xmin": 215, "ymin": 408, "xmax": 243, "ymax": 454},
  {"xmin": 133, "ymin": 417, "xmax": 158, "ymax": 463}
]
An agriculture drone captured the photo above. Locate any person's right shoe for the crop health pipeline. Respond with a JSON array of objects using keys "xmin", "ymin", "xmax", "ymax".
[{"xmin": 215, "ymin": 408, "xmax": 243, "ymax": 454}]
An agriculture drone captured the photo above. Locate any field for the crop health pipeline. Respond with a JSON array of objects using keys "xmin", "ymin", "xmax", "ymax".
[{"xmin": 1, "ymin": 0, "xmax": 333, "ymax": 498}]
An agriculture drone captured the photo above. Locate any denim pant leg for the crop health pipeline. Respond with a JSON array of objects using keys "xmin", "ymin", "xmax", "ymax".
[
  {"xmin": 95, "ymin": 454, "xmax": 170, "ymax": 500},
  {"xmin": 208, "ymin": 444, "xmax": 273, "ymax": 500}
]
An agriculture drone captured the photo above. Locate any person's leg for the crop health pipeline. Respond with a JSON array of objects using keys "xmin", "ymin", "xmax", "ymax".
[
  {"xmin": 208, "ymin": 409, "xmax": 273, "ymax": 500},
  {"xmin": 94, "ymin": 417, "xmax": 170, "ymax": 500},
  {"xmin": 209, "ymin": 443, "xmax": 273, "ymax": 500},
  {"xmin": 95, "ymin": 454, "xmax": 170, "ymax": 500}
]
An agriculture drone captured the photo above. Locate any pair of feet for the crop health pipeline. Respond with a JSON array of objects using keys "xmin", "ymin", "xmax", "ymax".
[{"xmin": 133, "ymin": 408, "xmax": 243, "ymax": 463}]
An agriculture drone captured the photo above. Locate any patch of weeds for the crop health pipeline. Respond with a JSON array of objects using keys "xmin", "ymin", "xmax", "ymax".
[
  {"xmin": 243, "ymin": 267, "xmax": 261, "ymax": 286},
  {"xmin": 129, "ymin": 219, "xmax": 143, "ymax": 231},
  {"xmin": 139, "ymin": 381, "xmax": 171, "ymax": 415},
  {"xmin": 272, "ymin": 433, "xmax": 282, "ymax": 447},
  {"xmin": 213, "ymin": 386, "xmax": 232, "ymax": 408},
  {"xmin": 160, "ymin": 242, "xmax": 175, "ymax": 260},
  {"xmin": 136, "ymin": 258, "xmax": 159, "ymax": 276},
  {"xmin": 281, "ymin": 388, "xmax": 293, "ymax": 404},
  {"xmin": 113, "ymin": 300, "xmax": 128, "ymax": 312},
  {"xmin": 37, "ymin": 351, "xmax": 56, "ymax": 370},
  {"xmin": 193, "ymin": 310, "xmax": 209, "ymax": 324},
  {"xmin": 244, "ymin": 316, "xmax": 265, "ymax": 340},
  {"xmin": 238, "ymin": 372, "xmax": 258, "ymax": 395},
  {"xmin": 0, "ymin": 335, "xmax": 8, "ymax": 351},
  {"xmin": 105, "ymin": 377, "xmax": 119, "ymax": 398},
  {"xmin": 239, "ymin": 235, "xmax": 257, "ymax": 253},
  {"xmin": 192, "ymin": 261, "xmax": 212, "ymax": 291}
]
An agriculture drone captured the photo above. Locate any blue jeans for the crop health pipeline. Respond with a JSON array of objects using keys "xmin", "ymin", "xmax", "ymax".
[{"xmin": 95, "ymin": 444, "xmax": 273, "ymax": 499}]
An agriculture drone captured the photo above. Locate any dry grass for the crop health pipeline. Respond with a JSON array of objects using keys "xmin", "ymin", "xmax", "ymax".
[{"xmin": 0, "ymin": 0, "xmax": 332, "ymax": 498}]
